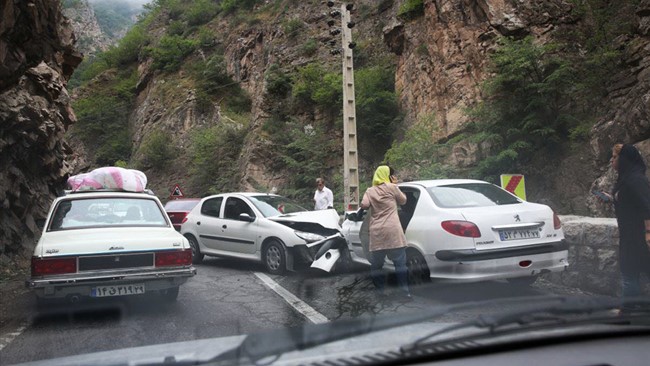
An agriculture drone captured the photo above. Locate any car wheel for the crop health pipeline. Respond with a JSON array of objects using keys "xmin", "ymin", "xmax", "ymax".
[
  {"xmin": 159, "ymin": 286, "xmax": 180, "ymax": 303},
  {"xmin": 186, "ymin": 235, "xmax": 203, "ymax": 264},
  {"xmin": 507, "ymin": 275, "xmax": 538, "ymax": 287},
  {"xmin": 263, "ymin": 240, "xmax": 286, "ymax": 275},
  {"xmin": 406, "ymin": 250, "xmax": 430, "ymax": 287}
]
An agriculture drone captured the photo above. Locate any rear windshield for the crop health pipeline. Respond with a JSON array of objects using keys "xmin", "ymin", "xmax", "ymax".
[
  {"xmin": 427, "ymin": 183, "xmax": 521, "ymax": 208},
  {"xmin": 48, "ymin": 197, "xmax": 169, "ymax": 231},
  {"xmin": 164, "ymin": 199, "xmax": 200, "ymax": 211}
]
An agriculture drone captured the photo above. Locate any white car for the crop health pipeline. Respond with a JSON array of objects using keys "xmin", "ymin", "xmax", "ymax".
[
  {"xmin": 27, "ymin": 191, "xmax": 196, "ymax": 305},
  {"xmin": 342, "ymin": 179, "xmax": 569, "ymax": 285},
  {"xmin": 180, "ymin": 193, "xmax": 346, "ymax": 274}
]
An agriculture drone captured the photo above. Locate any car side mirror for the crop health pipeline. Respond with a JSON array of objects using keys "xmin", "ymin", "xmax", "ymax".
[
  {"xmin": 238, "ymin": 213, "xmax": 255, "ymax": 222},
  {"xmin": 35, "ymin": 218, "xmax": 46, "ymax": 230}
]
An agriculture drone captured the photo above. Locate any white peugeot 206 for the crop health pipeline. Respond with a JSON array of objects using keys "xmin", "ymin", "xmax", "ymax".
[
  {"xmin": 27, "ymin": 169, "xmax": 196, "ymax": 306},
  {"xmin": 180, "ymin": 192, "xmax": 347, "ymax": 275},
  {"xmin": 342, "ymin": 179, "xmax": 569, "ymax": 286}
]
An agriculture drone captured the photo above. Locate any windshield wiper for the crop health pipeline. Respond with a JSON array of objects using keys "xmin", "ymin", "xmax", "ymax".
[
  {"xmin": 400, "ymin": 296, "xmax": 650, "ymax": 354},
  {"xmin": 205, "ymin": 295, "xmax": 572, "ymax": 365}
]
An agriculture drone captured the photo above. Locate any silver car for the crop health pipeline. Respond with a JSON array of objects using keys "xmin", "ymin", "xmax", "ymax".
[
  {"xmin": 342, "ymin": 179, "xmax": 569, "ymax": 286},
  {"xmin": 180, "ymin": 193, "xmax": 346, "ymax": 274}
]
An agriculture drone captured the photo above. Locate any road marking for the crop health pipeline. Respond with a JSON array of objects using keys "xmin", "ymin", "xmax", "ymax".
[
  {"xmin": 0, "ymin": 322, "xmax": 28, "ymax": 351},
  {"xmin": 253, "ymin": 272, "xmax": 328, "ymax": 324}
]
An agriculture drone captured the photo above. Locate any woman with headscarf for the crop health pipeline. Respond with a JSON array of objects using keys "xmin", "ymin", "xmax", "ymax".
[
  {"xmin": 608, "ymin": 143, "xmax": 650, "ymax": 297},
  {"xmin": 360, "ymin": 165, "xmax": 411, "ymax": 300}
]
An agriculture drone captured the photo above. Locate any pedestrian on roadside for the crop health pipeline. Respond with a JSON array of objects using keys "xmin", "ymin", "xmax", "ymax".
[
  {"xmin": 602, "ymin": 143, "xmax": 650, "ymax": 298},
  {"xmin": 313, "ymin": 177, "xmax": 334, "ymax": 210},
  {"xmin": 359, "ymin": 165, "xmax": 411, "ymax": 301}
]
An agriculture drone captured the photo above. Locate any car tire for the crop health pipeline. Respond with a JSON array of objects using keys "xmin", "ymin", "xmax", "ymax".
[
  {"xmin": 263, "ymin": 240, "xmax": 286, "ymax": 275},
  {"xmin": 159, "ymin": 286, "xmax": 180, "ymax": 303},
  {"xmin": 406, "ymin": 250, "xmax": 430, "ymax": 287},
  {"xmin": 186, "ymin": 235, "xmax": 204, "ymax": 264},
  {"xmin": 507, "ymin": 275, "xmax": 538, "ymax": 287}
]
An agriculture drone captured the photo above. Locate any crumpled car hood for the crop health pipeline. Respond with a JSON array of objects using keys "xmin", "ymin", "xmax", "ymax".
[{"xmin": 268, "ymin": 209, "xmax": 340, "ymax": 230}]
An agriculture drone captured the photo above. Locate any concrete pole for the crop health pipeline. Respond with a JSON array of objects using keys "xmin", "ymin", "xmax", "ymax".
[{"xmin": 340, "ymin": 4, "xmax": 359, "ymax": 211}]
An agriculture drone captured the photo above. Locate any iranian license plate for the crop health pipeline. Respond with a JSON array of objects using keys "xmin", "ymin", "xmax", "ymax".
[
  {"xmin": 91, "ymin": 284, "xmax": 145, "ymax": 297},
  {"xmin": 499, "ymin": 229, "xmax": 540, "ymax": 241}
]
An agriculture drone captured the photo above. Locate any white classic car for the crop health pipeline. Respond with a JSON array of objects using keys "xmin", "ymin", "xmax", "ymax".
[
  {"xmin": 27, "ymin": 190, "xmax": 196, "ymax": 305},
  {"xmin": 180, "ymin": 192, "xmax": 347, "ymax": 274},
  {"xmin": 342, "ymin": 179, "xmax": 569, "ymax": 286}
]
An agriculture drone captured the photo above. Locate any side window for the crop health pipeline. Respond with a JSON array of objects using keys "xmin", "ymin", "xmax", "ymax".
[
  {"xmin": 201, "ymin": 197, "xmax": 223, "ymax": 218},
  {"xmin": 224, "ymin": 197, "xmax": 255, "ymax": 220},
  {"xmin": 398, "ymin": 188, "xmax": 420, "ymax": 231}
]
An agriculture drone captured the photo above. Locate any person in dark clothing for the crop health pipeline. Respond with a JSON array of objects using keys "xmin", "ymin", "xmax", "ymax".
[{"xmin": 606, "ymin": 143, "xmax": 650, "ymax": 297}]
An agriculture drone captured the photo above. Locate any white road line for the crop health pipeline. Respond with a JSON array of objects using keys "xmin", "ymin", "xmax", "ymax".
[
  {"xmin": 0, "ymin": 322, "xmax": 28, "ymax": 352},
  {"xmin": 253, "ymin": 272, "xmax": 328, "ymax": 324}
]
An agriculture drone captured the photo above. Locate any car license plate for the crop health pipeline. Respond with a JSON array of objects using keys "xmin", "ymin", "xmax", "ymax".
[
  {"xmin": 499, "ymin": 229, "xmax": 540, "ymax": 241},
  {"xmin": 91, "ymin": 284, "xmax": 145, "ymax": 297}
]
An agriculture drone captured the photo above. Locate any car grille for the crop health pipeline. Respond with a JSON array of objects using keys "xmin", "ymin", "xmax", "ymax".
[{"xmin": 78, "ymin": 253, "xmax": 154, "ymax": 271}]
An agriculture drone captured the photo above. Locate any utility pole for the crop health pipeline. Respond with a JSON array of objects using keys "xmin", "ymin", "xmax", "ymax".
[{"xmin": 328, "ymin": 2, "xmax": 359, "ymax": 211}]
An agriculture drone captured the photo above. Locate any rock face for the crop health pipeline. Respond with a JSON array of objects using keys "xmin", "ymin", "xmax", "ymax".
[
  {"xmin": 61, "ymin": 0, "xmax": 111, "ymax": 57},
  {"xmin": 0, "ymin": 0, "xmax": 81, "ymax": 267}
]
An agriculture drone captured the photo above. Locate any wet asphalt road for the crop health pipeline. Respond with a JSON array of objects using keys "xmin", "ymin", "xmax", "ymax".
[{"xmin": 0, "ymin": 257, "xmax": 583, "ymax": 365}]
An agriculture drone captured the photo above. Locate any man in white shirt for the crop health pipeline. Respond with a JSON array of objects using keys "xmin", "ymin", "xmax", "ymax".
[{"xmin": 313, "ymin": 177, "xmax": 334, "ymax": 210}]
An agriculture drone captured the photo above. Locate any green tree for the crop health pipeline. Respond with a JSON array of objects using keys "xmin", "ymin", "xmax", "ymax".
[
  {"xmin": 148, "ymin": 35, "xmax": 198, "ymax": 72},
  {"xmin": 468, "ymin": 36, "xmax": 578, "ymax": 180}
]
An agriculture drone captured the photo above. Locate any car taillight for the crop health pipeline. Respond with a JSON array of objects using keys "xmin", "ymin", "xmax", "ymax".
[
  {"xmin": 155, "ymin": 249, "xmax": 192, "ymax": 267},
  {"xmin": 31, "ymin": 257, "xmax": 77, "ymax": 277},
  {"xmin": 441, "ymin": 220, "xmax": 481, "ymax": 238},
  {"xmin": 553, "ymin": 212, "xmax": 562, "ymax": 230},
  {"xmin": 181, "ymin": 216, "xmax": 189, "ymax": 224}
]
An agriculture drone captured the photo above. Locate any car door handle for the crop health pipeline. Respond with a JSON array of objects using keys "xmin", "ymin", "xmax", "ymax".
[{"xmin": 222, "ymin": 225, "xmax": 227, "ymax": 229}]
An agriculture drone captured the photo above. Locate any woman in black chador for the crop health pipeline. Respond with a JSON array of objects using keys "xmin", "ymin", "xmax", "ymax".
[{"xmin": 610, "ymin": 143, "xmax": 650, "ymax": 297}]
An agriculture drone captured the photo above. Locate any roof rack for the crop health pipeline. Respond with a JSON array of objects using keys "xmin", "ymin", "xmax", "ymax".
[{"xmin": 62, "ymin": 189, "xmax": 156, "ymax": 196}]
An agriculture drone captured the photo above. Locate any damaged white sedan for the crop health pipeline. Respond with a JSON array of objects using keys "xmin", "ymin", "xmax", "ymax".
[{"xmin": 180, "ymin": 193, "xmax": 347, "ymax": 274}]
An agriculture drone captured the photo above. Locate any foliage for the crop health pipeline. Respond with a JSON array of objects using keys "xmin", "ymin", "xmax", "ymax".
[
  {"xmin": 385, "ymin": 113, "xmax": 450, "ymax": 180},
  {"xmin": 191, "ymin": 55, "xmax": 251, "ymax": 114},
  {"xmin": 292, "ymin": 63, "xmax": 342, "ymax": 111},
  {"xmin": 397, "ymin": 0, "xmax": 424, "ymax": 20},
  {"xmin": 220, "ymin": 0, "xmax": 263, "ymax": 14},
  {"xmin": 283, "ymin": 18, "xmax": 304, "ymax": 38},
  {"xmin": 355, "ymin": 65, "xmax": 401, "ymax": 160},
  {"xmin": 273, "ymin": 120, "xmax": 339, "ymax": 206},
  {"xmin": 185, "ymin": 0, "xmax": 219, "ymax": 26},
  {"xmin": 148, "ymin": 35, "xmax": 198, "ymax": 72},
  {"xmin": 301, "ymin": 39, "xmax": 318, "ymax": 56},
  {"xmin": 467, "ymin": 36, "xmax": 579, "ymax": 181},
  {"xmin": 264, "ymin": 64, "xmax": 292, "ymax": 98},
  {"xmin": 72, "ymin": 94, "xmax": 132, "ymax": 166},
  {"xmin": 138, "ymin": 130, "xmax": 173, "ymax": 170},
  {"xmin": 189, "ymin": 123, "xmax": 246, "ymax": 195}
]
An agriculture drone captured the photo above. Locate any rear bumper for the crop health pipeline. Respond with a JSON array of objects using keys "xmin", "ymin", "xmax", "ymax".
[
  {"xmin": 26, "ymin": 266, "xmax": 196, "ymax": 299},
  {"xmin": 435, "ymin": 240, "xmax": 568, "ymax": 262},
  {"xmin": 428, "ymin": 241, "xmax": 568, "ymax": 282}
]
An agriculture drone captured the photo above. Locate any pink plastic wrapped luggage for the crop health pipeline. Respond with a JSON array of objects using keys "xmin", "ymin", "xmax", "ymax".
[{"xmin": 67, "ymin": 167, "xmax": 147, "ymax": 192}]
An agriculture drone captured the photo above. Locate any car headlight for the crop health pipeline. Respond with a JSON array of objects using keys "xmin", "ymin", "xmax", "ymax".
[{"xmin": 294, "ymin": 231, "xmax": 325, "ymax": 243}]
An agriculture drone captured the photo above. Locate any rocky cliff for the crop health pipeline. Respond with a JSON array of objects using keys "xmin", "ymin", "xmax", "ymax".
[{"xmin": 0, "ymin": 0, "xmax": 81, "ymax": 269}]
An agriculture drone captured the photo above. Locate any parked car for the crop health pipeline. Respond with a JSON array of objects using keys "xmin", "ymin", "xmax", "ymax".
[
  {"xmin": 180, "ymin": 192, "xmax": 346, "ymax": 274},
  {"xmin": 26, "ymin": 190, "xmax": 196, "ymax": 305},
  {"xmin": 342, "ymin": 179, "xmax": 568, "ymax": 286},
  {"xmin": 164, "ymin": 198, "xmax": 201, "ymax": 231}
]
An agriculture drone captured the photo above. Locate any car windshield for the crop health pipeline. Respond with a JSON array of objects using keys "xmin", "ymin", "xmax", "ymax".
[
  {"xmin": 427, "ymin": 183, "xmax": 522, "ymax": 208},
  {"xmin": 164, "ymin": 199, "xmax": 200, "ymax": 211},
  {"xmin": 48, "ymin": 197, "xmax": 168, "ymax": 231},
  {"xmin": 248, "ymin": 195, "xmax": 309, "ymax": 217}
]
